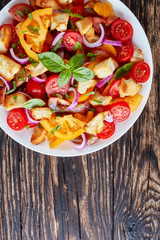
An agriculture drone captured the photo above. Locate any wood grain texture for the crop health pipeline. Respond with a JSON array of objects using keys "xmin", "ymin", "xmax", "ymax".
[{"xmin": 0, "ymin": 0, "xmax": 160, "ymax": 239}]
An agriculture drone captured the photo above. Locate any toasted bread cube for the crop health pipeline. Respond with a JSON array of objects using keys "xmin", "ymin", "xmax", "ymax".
[
  {"xmin": 15, "ymin": 22, "xmax": 23, "ymax": 37},
  {"xmin": 85, "ymin": 26, "xmax": 99, "ymax": 43},
  {"xmin": 58, "ymin": 0, "xmax": 73, "ymax": 5},
  {"xmin": 130, "ymin": 48, "xmax": 144, "ymax": 63},
  {"xmin": 0, "ymin": 25, "xmax": 11, "ymax": 53},
  {"xmin": 77, "ymin": 79, "xmax": 97, "ymax": 94},
  {"xmin": 84, "ymin": 111, "xmax": 109, "ymax": 135},
  {"xmin": 89, "ymin": 90, "xmax": 112, "ymax": 106},
  {"xmin": 36, "ymin": 0, "xmax": 61, "ymax": 9},
  {"xmin": 0, "ymin": 54, "xmax": 21, "ymax": 81},
  {"xmin": 119, "ymin": 78, "xmax": 142, "ymax": 98},
  {"xmin": 75, "ymin": 17, "xmax": 92, "ymax": 35},
  {"xmin": 93, "ymin": 57, "xmax": 118, "ymax": 79},
  {"xmin": 31, "ymin": 125, "xmax": 47, "ymax": 145},
  {"xmin": 4, "ymin": 93, "xmax": 27, "ymax": 111},
  {"xmin": 25, "ymin": 62, "xmax": 47, "ymax": 77},
  {"xmin": 85, "ymin": 0, "xmax": 99, "ymax": 8},
  {"xmin": 50, "ymin": 12, "xmax": 69, "ymax": 31},
  {"xmin": 31, "ymin": 107, "xmax": 52, "ymax": 120}
]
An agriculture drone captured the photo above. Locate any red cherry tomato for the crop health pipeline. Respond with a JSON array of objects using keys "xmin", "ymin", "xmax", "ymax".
[
  {"xmin": 72, "ymin": 0, "xmax": 84, "ymax": 6},
  {"xmin": 97, "ymin": 121, "xmax": 115, "ymax": 139},
  {"xmin": 1, "ymin": 24, "xmax": 19, "ymax": 44},
  {"xmin": 71, "ymin": 6, "xmax": 85, "ymax": 24},
  {"xmin": 108, "ymin": 79, "xmax": 121, "ymax": 98},
  {"xmin": 132, "ymin": 61, "xmax": 150, "ymax": 83},
  {"xmin": 42, "ymin": 42, "xmax": 50, "ymax": 53},
  {"xmin": 63, "ymin": 31, "xmax": 83, "ymax": 51},
  {"xmin": 45, "ymin": 74, "xmax": 69, "ymax": 97},
  {"xmin": 108, "ymin": 101, "xmax": 130, "ymax": 122},
  {"xmin": 8, "ymin": 3, "xmax": 33, "ymax": 22},
  {"xmin": 111, "ymin": 19, "xmax": 133, "ymax": 42},
  {"xmin": 7, "ymin": 108, "xmax": 28, "ymax": 131},
  {"xmin": 116, "ymin": 41, "xmax": 134, "ymax": 62},
  {"xmin": 27, "ymin": 79, "xmax": 45, "ymax": 99}
]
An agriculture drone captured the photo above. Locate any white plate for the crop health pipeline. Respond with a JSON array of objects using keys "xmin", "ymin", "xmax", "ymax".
[{"xmin": 0, "ymin": 0, "xmax": 153, "ymax": 156}]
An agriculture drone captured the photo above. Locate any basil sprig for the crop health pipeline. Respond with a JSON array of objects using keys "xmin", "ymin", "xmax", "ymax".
[
  {"xmin": 62, "ymin": 9, "xmax": 84, "ymax": 19},
  {"xmin": 114, "ymin": 63, "xmax": 134, "ymax": 80},
  {"xmin": 22, "ymin": 99, "xmax": 45, "ymax": 109},
  {"xmin": 38, "ymin": 52, "xmax": 95, "ymax": 88}
]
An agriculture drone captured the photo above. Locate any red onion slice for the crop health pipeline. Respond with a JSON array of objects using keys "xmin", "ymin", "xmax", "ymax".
[
  {"xmin": 25, "ymin": 109, "xmax": 40, "ymax": 125},
  {"xmin": 51, "ymin": 32, "xmax": 65, "ymax": 46},
  {"xmin": 17, "ymin": 91, "xmax": 32, "ymax": 99},
  {"xmin": 105, "ymin": 112, "xmax": 113, "ymax": 123},
  {"xmin": 31, "ymin": 73, "xmax": 47, "ymax": 83},
  {"xmin": 70, "ymin": 75, "xmax": 74, "ymax": 85},
  {"xmin": 96, "ymin": 73, "xmax": 114, "ymax": 88},
  {"xmin": 67, "ymin": 87, "xmax": 79, "ymax": 111},
  {"xmin": 0, "ymin": 76, "xmax": 12, "ymax": 91},
  {"xmin": 103, "ymin": 39, "xmax": 123, "ymax": 47},
  {"xmin": 10, "ymin": 48, "xmax": 29, "ymax": 65},
  {"xmin": 72, "ymin": 133, "xmax": 87, "ymax": 150},
  {"xmin": 82, "ymin": 24, "xmax": 105, "ymax": 48}
]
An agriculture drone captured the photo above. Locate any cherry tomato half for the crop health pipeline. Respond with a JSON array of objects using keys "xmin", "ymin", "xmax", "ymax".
[
  {"xmin": 63, "ymin": 31, "xmax": 83, "ymax": 51},
  {"xmin": 108, "ymin": 79, "xmax": 121, "ymax": 98},
  {"xmin": 45, "ymin": 74, "xmax": 69, "ymax": 97},
  {"xmin": 111, "ymin": 19, "xmax": 133, "ymax": 42},
  {"xmin": 27, "ymin": 79, "xmax": 45, "ymax": 99},
  {"xmin": 97, "ymin": 121, "xmax": 115, "ymax": 139},
  {"xmin": 72, "ymin": 0, "xmax": 84, "ymax": 6},
  {"xmin": 8, "ymin": 3, "xmax": 33, "ymax": 22},
  {"xmin": 71, "ymin": 6, "xmax": 85, "ymax": 24},
  {"xmin": 7, "ymin": 108, "xmax": 28, "ymax": 131},
  {"xmin": 132, "ymin": 61, "xmax": 150, "ymax": 83},
  {"xmin": 116, "ymin": 41, "xmax": 134, "ymax": 62},
  {"xmin": 108, "ymin": 101, "xmax": 130, "ymax": 122}
]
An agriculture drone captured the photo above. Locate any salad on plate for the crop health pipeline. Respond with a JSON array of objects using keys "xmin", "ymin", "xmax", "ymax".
[{"xmin": 0, "ymin": 0, "xmax": 151, "ymax": 151}]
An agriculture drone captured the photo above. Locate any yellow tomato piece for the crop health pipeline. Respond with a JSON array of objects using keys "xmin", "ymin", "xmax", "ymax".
[
  {"xmin": 86, "ymin": 111, "xmax": 94, "ymax": 123},
  {"xmin": 113, "ymin": 94, "xmax": 143, "ymax": 113},
  {"xmin": 99, "ymin": 44, "xmax": 117, "ymax": 56},
  {"xmin": 40, "ymin": 119, "xmax": 53, "ymax": 133},
  {"xmin": 19, "ymin": 8, "xmax": 53, "ymax": 61},
  {"xmin": 68, "ymin": 87, "xmax": 94, "ymax": 103},
  {"xmin": 94, "ymin": 2, "xmax": 113, "ymax": 19},
  {"xmin": 88, "ymin": 58, "xmax": 102, "ymax": 70},
  {"xmin": 49, "ymin": 138, "xmax": 64, "ymax": 149},
  {"xmin": 73, "ymin": 113, "xmax": 86, "ymax": 122}
]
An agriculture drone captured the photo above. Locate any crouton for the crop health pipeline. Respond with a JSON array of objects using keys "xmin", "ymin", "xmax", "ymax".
[
  {"xmin": 35, "ymin": 0, "xmax": 61, "ymax": 9},
  {"xmin": 31, "ymin": 107, "xmax": 52, "ymax": 120},
  {"xmin": 15, "ymin": 22, "xmax": 23, "ymax": 37},
  {"xmin": 31, "ymin": 125, "xmax": 47, "ymax": 145},
  {"xmin": 119, "ymin": 78, "xmax": 142, "ymax": 98},
  {"xmin": 4, "ymin": 93, "xmax": 28, "ymax": 111},
  {"xmin": 58, "ymin": 0, "xmax": 73, "ymax": 6},
  {"xmin": 0, "ymin": 54, "xmax": 21, "ymax": 81},
  {"xmin": 85, "ymin": 26, "xmax": 99, "ymax": 43},
  {"xmin": 25, "ymin": 62, "xmax": 47, "ymax": 77},
  {"xmin": 50, "ymin": 12, "xmax": 69, "ymax": 31},
  {"xmin": 85, "ymin": 0, "xmax": 99, "ymax": 8},
  {"xmin": 0, "ymin": 25, "xmax": 11, "ymax": 54},
  {"xmin": 130, "ymin": 48, "xmax": 144, "ymax": 63},
  {"xmin": 77, "ymin": 79, "xmax": 97, "ymax": 94},
  {"xmin": 84, "ymin": 111, "xmax": 109, "ymax": 135},
  {"xmin": 75, "ymin": 17, "xmax": 92, "ymax": 35},
  {"xmin": 89, "ymin": 90, "xmax": 112, "ymax": 106},
  {"xmin": 93, "ymin": 57, "xmax": 118, "ymax": 79}
]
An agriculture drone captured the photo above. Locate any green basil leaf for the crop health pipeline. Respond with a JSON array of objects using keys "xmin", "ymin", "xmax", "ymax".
[
  {"xmin": 69, "ymin": 54, "xmax": 85, "ymax": 70},
  {"xmin": 114, "ymin": 63, "xmax": 134, "ymax": 80},
  {"xmin": 22, "ymin": 99, "xmax": 45, "ymax": 109},
  {"xmin": 51, "ymin": 39, "xmax": 62, "ymax": 52},
  {"xmin": 16, "ymin": 11, "xmax": 24, "ymax": 17},
  {"xmin": 62, "ymin": 9, "xmax": 72, "ymax": 14},
  {"xmin": 74, "ymin": 41, "xmax": 82, "ymax": 51},
  {"xmin": 73, "ymin": 67, "xmax": 95, "ymax": 82},
  {"xmin": 38, "ymin": 52, "xmax": 66, "ymax": 73},
  {"xmin": 58, "ymin": 69, "xmax": 72, "ymax": 88},
  {"xmin": 70, "ymin": 20, "xmax": 75, "ymax": 31}
]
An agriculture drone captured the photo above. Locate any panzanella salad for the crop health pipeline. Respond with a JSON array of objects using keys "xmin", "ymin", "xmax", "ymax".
[{"xmin": 0, "ymin": 0, "xmax": 151, "ymax": 150}]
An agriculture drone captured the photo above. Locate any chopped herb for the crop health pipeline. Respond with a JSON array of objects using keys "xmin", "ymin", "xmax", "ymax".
[
  {"xmin": 70, "ymin": 20, "xmax": 75, "ymax": 31},
  {"xmin": 21, "ymin": 30, "xmax": 29, "ymax": 33},
  {"xmin": 73, "ymin": 13, "xmax": 84, "ymax": 19},
  {"xmin": 37, "ymin": 123, "xmax": 43, "ymax": 128},
  {"xmin": 18, "ymin": 72, "xmax": 25, "ymax": 82},
  {"xmin": 56, "ymin": 114, "xmax": 62, "ymax": 117},
  {"xmin": 5, "ymin": 81, "xmax": 16, "ymax": 95},
  {"xmin": 84, "ymin": 91, "xmax": 95, "ymax": 96},
  {"xmin": 18, "ymin": 53, "xmax": 24, "ymax": 58},
  {"xmin": 12, "ymin": 40, "xmax": 20, "ymax": 49},
  {"xmin": 25, "ymin": 125, "xmax": 30, "ymax": 129},
  {"xmin": 65, "ymin": 93, "xmax": 71, "ymax": 99},
  {"xmin": 74, "ymin": 41, "xmax": 82, "ymax": 51},
  {"xmin": 28, "ymin": 13, "xmax": 33, "ymax": 19},
  {"xmin": 56, "ymin": 93, "xmax": 63, "ymax": 100},
  {"xmin": 93, "ymin": 100, "xmax": 103, "ymax": 103},
  {"xmin": 87, "ymin": 53, "xmax": 99, "ymax": 61},
  {"xmin": 13, "ymin": 95, "xmax": 17, "ymax": 102},
  {"xmin": 16, "ymin": 11, "xmax": 24, "ymax": 17},
  {"xmin": 51, "ymin": 125, "xmax": 61, "ymax": 134},
  {"xmin": 21, "ymin": 68, "xmax": 27, "ymax": 76},
  {"xmin": 52, "ymin": 110, "xmax": 56, "ymax": 113},
  {"xmin": 51, "ymin": 39, "xmax": 62, "ymax": 52},
  {"xmin": 24, "ymin": 7, "xmax": 29, "ymax": 14},
  {"xmin": 29, "ymin": 57, "xmax": 39, "ymax": 67},
  {"xmin": 27, "ymin": 25, "xmax": 39, "ymax": 35},
  {"xmin": 28, "ymin": 74, "xmax": 32, "ymax": 79},
  {"xmin": 89, "ymin": 108, "xmax": 95, "ymax": 112},
  {"xmin": 62, "ymin": 9, "xmax": 84, "ymax": 19}
]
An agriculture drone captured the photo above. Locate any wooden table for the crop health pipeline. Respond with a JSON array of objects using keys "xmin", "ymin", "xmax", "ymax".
[{"xmin": 0, "ymin": 0, "xmax": 160, "ymax": 239}]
